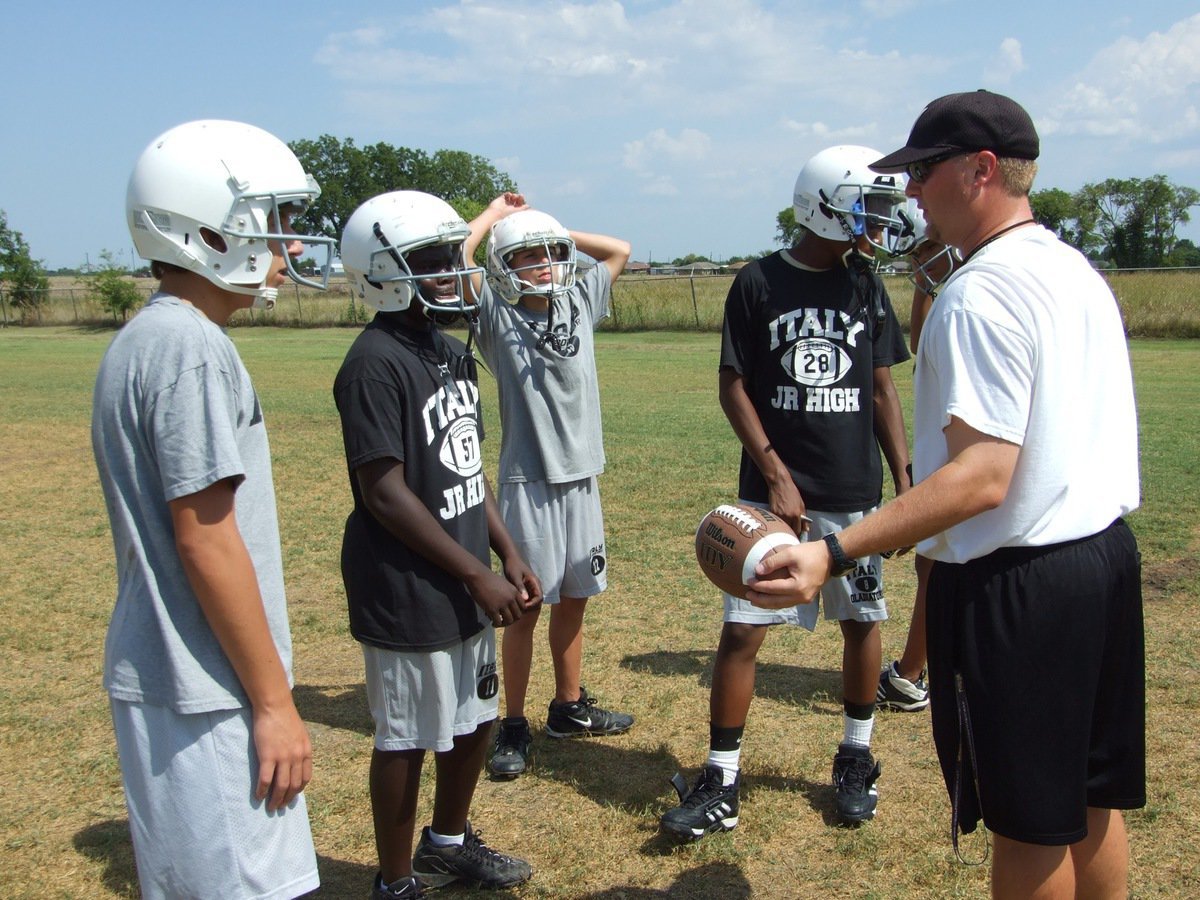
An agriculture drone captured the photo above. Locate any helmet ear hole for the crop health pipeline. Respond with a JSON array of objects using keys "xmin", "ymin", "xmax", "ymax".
[{"xmin": 199, "ymin": 227, "xmax": 228, "ymax": 253}]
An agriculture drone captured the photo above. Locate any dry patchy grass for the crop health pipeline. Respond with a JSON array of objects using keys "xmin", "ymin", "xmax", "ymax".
[{"xmin": 0, "ymin": 329, "xmax": 1197, "ymax": 898}]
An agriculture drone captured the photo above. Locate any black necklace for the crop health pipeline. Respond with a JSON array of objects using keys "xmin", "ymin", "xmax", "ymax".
[{"xmin": 962, "ymin": 218, "xmax": 1037, "ymax": 264}]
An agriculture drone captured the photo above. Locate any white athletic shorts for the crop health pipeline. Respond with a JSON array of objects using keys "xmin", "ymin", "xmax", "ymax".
[
  {"xmin": 499, "ymin": 476, "xmax": 607, "ymax": 604},
  {"xmin": 724, "ymin": 505, "xmax": 889, "ymax": 630},
  {"xmin": 362, "ymin": 628, "xmax": 499, "ymax": 752},
  {"xmin": 109, "ymin": 698, "xmax": 319, "ymax": 900}
]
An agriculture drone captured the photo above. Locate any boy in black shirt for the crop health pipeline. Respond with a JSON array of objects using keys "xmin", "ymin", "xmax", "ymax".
[
  {"xmin": 662, "ymin": 146, "xmax": 912, "ymax": 838},
  {"xmin": 334, "ymin": 190, "xmax": 541, "ymax": 898}
]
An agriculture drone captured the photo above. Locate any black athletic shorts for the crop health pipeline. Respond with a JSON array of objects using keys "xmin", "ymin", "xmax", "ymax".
[{"xmin": 926, "ymin": 518, "xmax": 1145, "ymax": 845}]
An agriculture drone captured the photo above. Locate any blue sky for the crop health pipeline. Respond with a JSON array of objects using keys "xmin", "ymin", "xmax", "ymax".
[{"xmin": 3, "ymin": 1, "xmax": 1199, "ymax": 269}]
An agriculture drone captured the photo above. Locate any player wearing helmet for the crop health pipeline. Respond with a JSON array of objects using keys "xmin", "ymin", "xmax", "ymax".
[
  {"xmin": 876, "ymin": 201, "xmax": 960, "ymax": 715},
  {"xmin": 463, "ymin": 195, "xmax": 633, "ymax": 780},
  {"xmin": 660, "ymin": 146, "xmax": 913, "ymax": 839},
  {"xmin": 333, "ymin": 191, "xmax": 541, "ymax": 898},
  {"xmin": 92, "ymin": 120, "xmax": 332, "ymax": 900}
]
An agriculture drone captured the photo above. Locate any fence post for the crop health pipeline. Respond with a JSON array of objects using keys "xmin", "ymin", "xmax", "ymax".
[
  {"xmin": 689, "ymin": 274, "xmax": 700, "ymax": 327},
  {"xmin": 0, "ymin": 289, "xmax": 7, "ymax": 327},
  {"xmin": 294, "ymin": 284, "xmax": 302, "ymax": 326},
  {"xmin": 70, "ymin": 289, "xmax": 79, "ymax": 323}
]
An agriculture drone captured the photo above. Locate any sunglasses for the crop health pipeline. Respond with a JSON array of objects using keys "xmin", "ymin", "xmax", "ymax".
[{"xmin": 906, "ymin": 152, "xmax": 966, "ymax": 184}]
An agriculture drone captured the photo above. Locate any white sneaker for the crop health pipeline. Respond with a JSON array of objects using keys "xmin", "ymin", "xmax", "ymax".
[{"xmin": 876, "ymin": 660, "xmax": 930, "ymax": 711}]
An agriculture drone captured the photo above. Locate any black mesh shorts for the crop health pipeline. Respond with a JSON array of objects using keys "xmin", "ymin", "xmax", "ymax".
[{"xmin": 927, "ymin": 519, "xmax": 1145, "ymax": 845}]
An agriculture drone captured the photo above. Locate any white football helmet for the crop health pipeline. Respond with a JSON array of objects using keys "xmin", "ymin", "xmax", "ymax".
[
  {"xmin": 126, "ymin": 119, "xmax": 334, "ymax": 309},
  {"xmin": 339, "ymin": 191, "xmax": 483, "ymax": 316},
  {"xmin": 896, "ymin": 199, "xmax": 959, "ymax": 296},
  {"xmin": 486, "ymin": 210, "xmax": 577, "ymax": 304},
  {"xmin": 792, "ymin": 145, "xmax": 908, "ymax": 256}
]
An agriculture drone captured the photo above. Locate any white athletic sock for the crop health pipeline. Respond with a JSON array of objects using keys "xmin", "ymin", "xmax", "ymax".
[
  {"xmin": 428, "ymin": 829, "xmax": 465, "ymax": 847},
  {"xmin": 707, "ymin": 748, "xmax": 741, "ymax": 785},
  {"xmin": 842, "ymin": 713, "xmax": 874, "ymax": 748}
]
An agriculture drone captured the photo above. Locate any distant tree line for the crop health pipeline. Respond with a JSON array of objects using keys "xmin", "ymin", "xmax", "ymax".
[
  {"xmin": 772, "ymin": 175, "xmax": 1200, "ymax": 269},
  {"xmin": 1030, "ymin": 177, "xmax": 1200, "ymax": 268},
  {"xmin": 6, "ymin": 153, "xmax": 1199, "ymax": 322}
]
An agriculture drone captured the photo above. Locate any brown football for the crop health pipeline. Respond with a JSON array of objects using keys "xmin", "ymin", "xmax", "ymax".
[{"xmin": 695, "ymin": 504, "xmax": 800, "ymax": 599}]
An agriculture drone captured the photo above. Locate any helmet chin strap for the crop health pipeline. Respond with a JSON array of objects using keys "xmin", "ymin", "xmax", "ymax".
[
  {"xmin": 841, "ymin": 247, "xmax": 886, "ymax": 330},
  {"xmin": 222, "ymin": 280, "xmax": 276, "ymax": 310}
]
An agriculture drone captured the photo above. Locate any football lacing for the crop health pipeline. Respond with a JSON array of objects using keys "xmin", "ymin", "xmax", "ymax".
[{"xmin": 713, "ymin": 504, "xmax": 763, "ymax": 536}]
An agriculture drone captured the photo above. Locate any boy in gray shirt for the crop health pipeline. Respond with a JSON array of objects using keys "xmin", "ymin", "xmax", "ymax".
[
  {"xmin": 92, "ymin": 119, "xmax": 333, "ymax": 900},
  {"xmin": 466, "ymin": 194, "xmax": 634, "ymax": 778}
]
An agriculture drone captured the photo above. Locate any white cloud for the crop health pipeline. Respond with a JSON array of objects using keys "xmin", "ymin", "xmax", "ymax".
[
  {"xmin": 1043, "ymin": 13, "xmax": 1200, "ymax": 143},
  {"xmin": 623, "ymin": 128, "xmax": 712, "ymax": 172},
  {"xmin": 312, "ymin": 2, "xmax": 921, "ymax": 118},
  {"xmin": 984, "ymin": 37, "xmax": 1025, "ymax": 84},
  {"xmin": 779, "ymin": 119, "xmax": 876, "ymax": 142}
]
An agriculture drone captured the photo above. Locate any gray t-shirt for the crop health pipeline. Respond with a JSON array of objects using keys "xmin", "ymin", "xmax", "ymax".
[
  {"xmin": 476, "ymin": 264, "xmax": 611, "ymax": 484},
  {"xmin": 91, "ymin": 294, "xmax": 293, "ymax": 713}
]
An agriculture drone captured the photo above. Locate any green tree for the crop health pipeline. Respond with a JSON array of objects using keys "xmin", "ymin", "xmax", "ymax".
[
  {"xmin": 0, "ymin": 210, "xmax": 50, "ymax": 313},
  {"xmin": 1166, "ymin": 238, "xmax": 1200, "ymax": 268},
  {"xmin": 288, "ymin": 137, "xmax": 516, "ymax": 243},
  {"xmin": 90, "ymin": 249, "xmax": 143, "ymax": 322},
  {"xmin": 775, "ymin": 207, "xmax": 803, "ymax": 247},
  {"xmin": 1073, "ymin": 176, "xmax": 1200, "ymax": 268},
  {"xmin": 1029, "ymin": 188, "xmax": 1084, "ymax": 248}
]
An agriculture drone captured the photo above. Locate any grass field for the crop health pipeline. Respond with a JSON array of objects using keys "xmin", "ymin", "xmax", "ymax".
[{"xmin": 1, "ymin": 327, "xmax": 1197, "ymax": 899}]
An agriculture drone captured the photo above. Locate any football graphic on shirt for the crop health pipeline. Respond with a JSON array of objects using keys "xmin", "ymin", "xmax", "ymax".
[
  {"xmin": 695, "ymin": 504, "xmax": 800, "ymax": 599},
  {"xmin": 782, "ymin": 338, "xmax": 852, "ymax": 387}
]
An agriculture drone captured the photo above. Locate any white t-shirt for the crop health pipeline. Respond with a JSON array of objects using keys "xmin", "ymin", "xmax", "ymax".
[{"xmin": 913, "ymin": 225, "xmax": 1139, "ymax": 564}]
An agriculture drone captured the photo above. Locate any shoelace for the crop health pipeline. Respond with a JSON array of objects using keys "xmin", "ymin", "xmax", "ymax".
[
  {"xmin": 836, "ymin": 755, "xmax": 875, "ymax": 792},
  {"xmin": 684, "ymin": 769, "xmax": 729, "ymax": 807},
  {"xmin": 496, "ymin": 724, "xmax": 528, "ymax": 753},
  {"xmin": 463, "ymin": 829, "xmax": 510, "ymax": 865}
]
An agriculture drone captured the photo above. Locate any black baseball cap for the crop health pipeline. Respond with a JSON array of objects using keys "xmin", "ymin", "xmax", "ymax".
[{"xmin": 870, "ymin": 90, "xmax": 1039, "ymax": 173}]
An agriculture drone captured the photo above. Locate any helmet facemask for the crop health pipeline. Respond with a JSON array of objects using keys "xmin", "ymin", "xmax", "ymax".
[
  {"xmin": 220, "ymin": 185, "xmax": 335, "ymax": 308},
  {"xmin": 496, "ymin": 237, "xmax": 577, "ymax": 303},
  {"xmin": 908, "ymin": 242, "xmax": 959, "ymax": 297},
  {"xmin": 893, "ymin": 202, "xmax": 959, "ymax": 297},
  {"xmin": 823, "ymin": 184, "xmax": 909, "ymax": 264},
  {"xmin": 486, "ymin": 211, "xmax": 578, "ymax": 306},
  {"xmin": 367, "ymin": 222, "xmax": 483, "ymax": 323}
]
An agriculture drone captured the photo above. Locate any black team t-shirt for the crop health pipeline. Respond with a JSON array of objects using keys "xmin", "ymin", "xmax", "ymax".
[{"xmin": 334, "ymin": 313, "xmax": 491, "ymax": 651}]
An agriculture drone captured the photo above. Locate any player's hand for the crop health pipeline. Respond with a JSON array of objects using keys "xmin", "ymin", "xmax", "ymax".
[
  {"xmin": 468, "ymin": 569, "xmax": 527, "ymax": 628},
  {"xmin": 250, "ymin": 700, "xmax": 313, "ymax": 812},
  {"xmin": 487, "ymin": 192, "xmax": 527, "ymax": 218},
  {"xmin": 745, "ymin": 542, "xmax": 830, "ymax": 609},
  {"xmin": 502, "ymin": 554, "xmax": 543, "ymax": 611},
  {"xmin": 767, "ymin": 479, "xmax": 810, "ymax": 535}
]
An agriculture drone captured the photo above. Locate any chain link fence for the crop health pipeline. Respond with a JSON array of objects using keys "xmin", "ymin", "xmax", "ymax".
[{"xmin": 4, "ymin": 267, "xmax": 1199, "ymax": 337}]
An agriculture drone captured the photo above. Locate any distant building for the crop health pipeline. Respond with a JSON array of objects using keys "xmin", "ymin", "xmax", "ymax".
[{"xmin": 674, "ymin": 261, "xmax": 725, "ymax": 275}]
